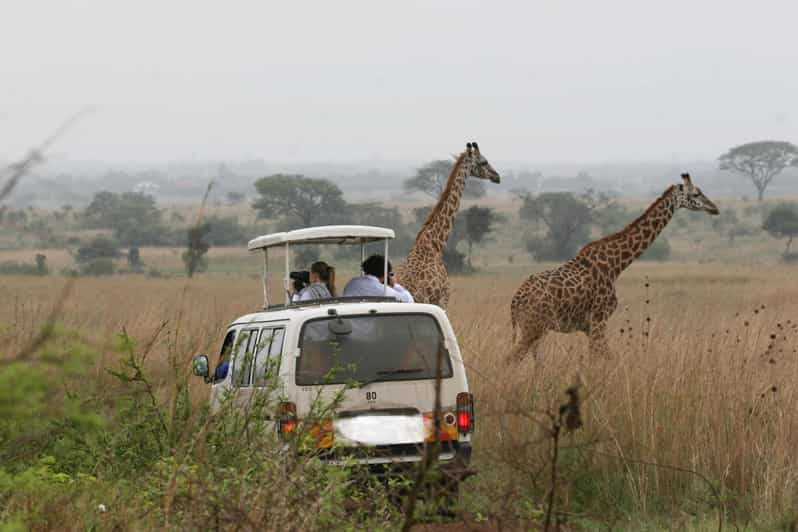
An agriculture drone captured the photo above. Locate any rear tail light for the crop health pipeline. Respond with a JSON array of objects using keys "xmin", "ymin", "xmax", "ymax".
[
  {"xmin": 456, "ymin": 392, "xmax": 474, "ymax": 434},
  {"xmin": 423, "ymin": 411, "xmax": 458, "ymax": 442},
  {"xmin": 278, "ymin": 401, "xmax": 297, "ymax": 437}
]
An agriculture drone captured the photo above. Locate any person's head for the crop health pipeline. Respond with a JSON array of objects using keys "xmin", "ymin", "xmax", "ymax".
[
  {"xmin": 311, "ymin": 261, "xmax": 336, "ymax": 296},
  {"xmin": 362, "ymin": 254, "xmax": 392, "ymax": 281}
]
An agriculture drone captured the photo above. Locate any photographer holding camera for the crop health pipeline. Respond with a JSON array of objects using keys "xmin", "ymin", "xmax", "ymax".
[{"xmin": 291, "ymin": 261, "xmax": 336, "ymax": 302}]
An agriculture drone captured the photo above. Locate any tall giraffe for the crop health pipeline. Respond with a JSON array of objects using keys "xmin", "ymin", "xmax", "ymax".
[
  {"xmin": 509, "ymin": 173, "xmax": 719, "ymax": 361},
  {"xmin": 396, "ymin": 142, "xmax": 500, "ymax": 308}
]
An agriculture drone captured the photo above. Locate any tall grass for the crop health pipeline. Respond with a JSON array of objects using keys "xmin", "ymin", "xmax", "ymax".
[{"xmin": 2, "ymin": 262, "xmax": 797, "ymax": 529}]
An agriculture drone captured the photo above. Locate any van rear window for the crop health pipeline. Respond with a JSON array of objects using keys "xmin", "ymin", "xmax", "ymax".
[{"xmin": 296, "ymin": 314, "xmax": 452, "ymax": 386}]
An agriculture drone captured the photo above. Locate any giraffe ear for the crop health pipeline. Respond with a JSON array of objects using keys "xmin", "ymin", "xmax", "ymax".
[{"xmin": 681, "ymin": 173, "xmax": 693, "ymax": 189}]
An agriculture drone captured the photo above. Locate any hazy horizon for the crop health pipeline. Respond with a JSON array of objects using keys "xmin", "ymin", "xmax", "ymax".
[{"xmin": 3, "ymin": 1, "xmax": 797, "ymax": 166}]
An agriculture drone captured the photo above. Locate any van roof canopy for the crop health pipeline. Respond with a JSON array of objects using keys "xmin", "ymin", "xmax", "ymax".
[{"xmin": 248, "ymin": 225, "xmax": 395, "ymax": 251}]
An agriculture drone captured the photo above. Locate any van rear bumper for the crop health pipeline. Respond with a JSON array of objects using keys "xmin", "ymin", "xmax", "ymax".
[{"xmin": 320, "ymin": 441, "xmax": 472, "ymax": 475}]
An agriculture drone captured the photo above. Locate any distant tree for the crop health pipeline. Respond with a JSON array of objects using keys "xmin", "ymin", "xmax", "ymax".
[
  {"xmin": 710, "ymin": 209, "xmax": 752, "ymax": 244},
  {"xmin": 35, "ymin": 253, "xmax": 48, "ymax": 275},
  {"xmin": 6, "ymin": 210, "xmax": 28, "ymax": 226},
  {"xmin": 350, "ymin": 202, "xmax": 403, "ymax": 229},
  {"xmin": 204, "ymin": 216, "xmax": 248, "ymax": 246},
  {"xmin": 183, "ymin": 223, "xmax": 211, "ymax": 277},
  {"xmin": 253, "ymin": 174, "xmax": 347, "ymax": 227},
  {"xmin": 403, "ymin": 160, "xmax": 485, "ymax": 199},
  {"xmin": 463, "ymin": 206, "xmax": 500, "ymax": 270},
  {"xmin": 580, "ymin": 188, "xmax": 628, "ymax": 234},
  {"xmin": 83, "ymin": 191, "xmax": 167, "ymax": 245},
  {"xmin": 83, "ymin": 191, "xmax": 120, "ymax": 228},
  {"xmin": 226, "ymin": 191, "xmax": 245, "ymax": 205},
  {"xmin": 719, "ymin": 141, "xmax": 798, "ymax": 201},
  {"xmin": 763, "ymin": 204, "xmax": 798, "ymax": 256},
  {"xmin": 520, "ymin": 192, "xmax": 593, "ymax": 261},
  {"xmin": 127, "ymin": 246, "xmax": 143, "ymax": 269},
  {"xmin": 80, "ymin": 259, "xmax": 116, "ymax": 276},
  {"xmin": 76, "ymin": 236, "xmax": 121, "ymax": 263}
]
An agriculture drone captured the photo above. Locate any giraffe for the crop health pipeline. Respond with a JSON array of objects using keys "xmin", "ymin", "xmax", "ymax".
[
  {"xmin": 508, "ymin": 173, "xmax": 719, "ymax": 362},
  {"xmin": 396, "ymin": 142, "xmax": 500, "ymax": 308}
]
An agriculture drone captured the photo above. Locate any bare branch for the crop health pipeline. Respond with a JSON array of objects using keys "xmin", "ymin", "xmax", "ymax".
[{"xmin": 0, "ymin": 108, "xmax": 93, "ymax": 202}]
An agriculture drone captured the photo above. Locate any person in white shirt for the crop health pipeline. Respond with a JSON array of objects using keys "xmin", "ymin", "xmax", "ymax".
[
  {"xmin": 342, "ymin": 254, "xmax": 414, "ymax": 302},
  {"xmin": 388, "ymin": 272, "xmax": 415, "ymax": 303}
]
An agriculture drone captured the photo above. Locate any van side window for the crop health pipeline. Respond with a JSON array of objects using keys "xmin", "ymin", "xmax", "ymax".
[
  {"xmin": 232, "ymin": 329, "xmax": 258, "ymax": 387},
  {"xmin": 213, "ymin": 330, "xmax": 237, "ymax": 382},
  {"xmin": 253, "ymin": 328, "xmax": 285, "ymax": 387}
]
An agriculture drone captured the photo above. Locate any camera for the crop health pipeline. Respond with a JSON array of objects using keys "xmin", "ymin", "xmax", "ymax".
[
  {"xmin": 289, "ymin": 270, "xmax": 310, "ymax": 293},
  {"xmin": 289, "ymin": 270, "xmax": 310, "ymax": 284}
]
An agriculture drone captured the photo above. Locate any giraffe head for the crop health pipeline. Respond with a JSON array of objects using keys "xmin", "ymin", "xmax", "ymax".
[
  {"xmin": 462, "ymin": 142, "xmax": 500, "ymax": 183},
  {"xmin": 672, "ymin": 173, "xmax": 719, "ymax": 215}
]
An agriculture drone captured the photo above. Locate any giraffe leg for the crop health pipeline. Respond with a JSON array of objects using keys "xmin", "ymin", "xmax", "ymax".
[
  {"xmin": 438, "ymin": 286, "xmax": 450, "ymax": 310},
  {"xmin": 587, "ymin": 322, "xmax": 611, "ymax": 359},
  {"xmin": 507, "ymin": 329, "xmax": 546, "ymax": 364}
]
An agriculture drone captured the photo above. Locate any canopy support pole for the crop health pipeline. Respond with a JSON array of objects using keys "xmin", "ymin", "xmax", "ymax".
[
  {"xmin": 360, "ymin": 242, "xmax": 365, "ymax": 271},
  {"xmin": 263, "ymin": 248, "xmax": 269, "ymax": 309},
  {"xmin": 284, "ymin": 242, "xmax": 291, "ymax": 305},
  {"xmin": 383, "ymin": 239, "xmax": 389, "ymax": 296}
]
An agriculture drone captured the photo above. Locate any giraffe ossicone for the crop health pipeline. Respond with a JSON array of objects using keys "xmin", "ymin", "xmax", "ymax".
[
  {"xmin": 509, "ymin": 172, "xmax": 719, "ymax": 362},
  {"xmin": 395, "ymin": 142, "xmax": 501, "ymax": 308}
]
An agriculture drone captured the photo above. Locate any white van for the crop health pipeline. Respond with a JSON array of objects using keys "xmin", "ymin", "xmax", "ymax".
[{"xmin": 192, "ymin": 226, "xmax": 473, "ymax": 489}]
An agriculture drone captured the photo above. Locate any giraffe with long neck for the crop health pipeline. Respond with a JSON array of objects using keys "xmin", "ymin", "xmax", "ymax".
[
  {"xmin": 509, "ymin": 173, "xmax": 719, "ymax": 361},
  {"xmin": 396, "ymin": 142, "xmax": 500, "ymax": 308}
]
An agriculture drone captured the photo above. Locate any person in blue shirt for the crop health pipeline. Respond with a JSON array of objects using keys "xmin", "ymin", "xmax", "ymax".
[{"xmin": 342, "ymin": 254, "xmax": 413, "ymax": 302}]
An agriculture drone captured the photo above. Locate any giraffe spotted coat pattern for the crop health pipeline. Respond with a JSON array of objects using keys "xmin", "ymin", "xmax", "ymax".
[
  {"xmin": 509, "ymin": 173, "xmax": 719, "ymax": 361},
  {"xmin": 396, "ymin": 142, "xmax": 500, "ymax": 308}
]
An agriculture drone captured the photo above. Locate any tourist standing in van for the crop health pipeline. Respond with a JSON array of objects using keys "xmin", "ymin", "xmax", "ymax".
[
  {"xmin": 343, "ymin": 254, "xmax": 414, "ymax": 302},
  {"xmin": 298, "ymin": 261, "xmax": 336, "ymax": 301}
]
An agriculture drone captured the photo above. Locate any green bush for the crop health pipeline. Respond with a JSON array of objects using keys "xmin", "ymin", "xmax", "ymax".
[
  {"xmin": 79, "ymin": 259, "xmax": 116, "ymax": 276},
  {"xmin": 0, "ymin": 326, "xmax": 403, "ymax": 530},
  {"xmin": 75, "ymin": 236, "xmax": 120, "ymax": 263},
  {"xmin": 0, "ymin": 261, "xmax": 42, "ymax": 275}
]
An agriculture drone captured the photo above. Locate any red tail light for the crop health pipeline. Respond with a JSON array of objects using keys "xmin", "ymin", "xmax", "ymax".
[
  {"xmin": 278, "ymin": 401, "xmax": 297, "ymax": 437},
  {"xmin": 456, "ymin": 392, "xmax": 474, "ymax": 434}
]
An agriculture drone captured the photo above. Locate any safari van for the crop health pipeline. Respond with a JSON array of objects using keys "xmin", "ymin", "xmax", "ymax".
[{"xmin": 192, "ymin": 226, "xmax": 474, "ymax": 491}]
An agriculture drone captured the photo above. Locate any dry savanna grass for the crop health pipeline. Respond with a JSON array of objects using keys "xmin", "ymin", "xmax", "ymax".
[{"xmin": 2, "ymin": 261, "xmax": 798, "ymax": 526}]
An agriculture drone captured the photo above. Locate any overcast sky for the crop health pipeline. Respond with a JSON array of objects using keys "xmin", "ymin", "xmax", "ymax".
[{"xmin": 2, "ymin": 0, "xmax": 796, "ymax": 165}]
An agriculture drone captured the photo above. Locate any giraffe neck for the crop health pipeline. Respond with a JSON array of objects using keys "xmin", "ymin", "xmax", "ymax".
[
  {"xmin": 579, "ymin": 186, "xmax": 677, "ymax": 279},
  {"xmin": 413, "ymin": 155, "xmax": 468, "ymax": 257}
]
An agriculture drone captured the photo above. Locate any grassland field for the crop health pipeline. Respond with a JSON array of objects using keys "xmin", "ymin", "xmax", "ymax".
[
  {"xmin": 2, "ymin": 191, "xmax": 798, "ymax": 530},
  {"xmin": 2, "ymin": 258, "xmax": 798, "ymax": 530}
]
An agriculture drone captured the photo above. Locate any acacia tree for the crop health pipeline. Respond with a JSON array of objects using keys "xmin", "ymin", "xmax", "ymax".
[
  {"xmin": 183, "ymin": 223, "xmax": 211, "ymax": 277},
  {"xmin": 719, "ymin": 141, "xmax": 798, "ymax": 201},
  {"xmin": 404, "ymin": 160, "xmax": 485, "ymax": 199},
  {"xmin": 763, "ymin": 204, "xmax": 798, "ymax": 257},
  {"xmin": 463, "ymin": 205, "xmax": 500, "ymax": 270},
  {"xmin": 520, "ymin": 192, "xmax": 593, "ymax": 260},
  {"xmin": 82, "ymin": 191, "xmax": 166, "ymax": 245},
  {"xmin": 253, "ymin": 174, "xmax": 347, "ymax": 227}
]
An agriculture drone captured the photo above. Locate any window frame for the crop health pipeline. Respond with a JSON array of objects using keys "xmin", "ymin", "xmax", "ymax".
[
  {"xmin": 252, "ymin": 326, "xmax": 286, "ymax": 387},
  {"xmin": 231, "ymin": 328, "xmax": 259, "ymax": 388},
  {"xmin": 294, "ymin": 312, "xmax": 453, "ymax": 386}
]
